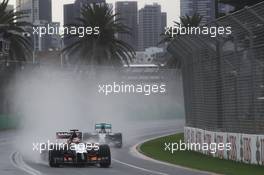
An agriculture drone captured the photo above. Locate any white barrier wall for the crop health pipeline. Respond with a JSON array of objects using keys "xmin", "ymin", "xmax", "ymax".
[{"xmin": 184, "ymin": 127, "xmax": 264, "ymax": 165}]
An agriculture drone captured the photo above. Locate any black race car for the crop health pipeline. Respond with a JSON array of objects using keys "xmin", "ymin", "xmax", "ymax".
[{"xmin": 42, "ymin": 129, "xmax": 111, "ymax": 168}]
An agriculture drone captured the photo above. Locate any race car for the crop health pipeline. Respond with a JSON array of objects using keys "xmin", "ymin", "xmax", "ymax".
[
  {"xmin": 42, "ymin": 129, "xmax": 111, "ymax": 168},
  {"xmin": 83, "ymin": 123, "xmax": 122, "ymax": 148}
]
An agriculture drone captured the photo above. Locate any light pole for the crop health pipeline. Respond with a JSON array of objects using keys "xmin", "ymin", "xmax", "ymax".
[
  {"xmin": 32, "ymin": 20, "xmax": 41, "ymax": 64},
  {"xmin": 32, "ymin": 0, "xmax": 35, "ymax": 64}
]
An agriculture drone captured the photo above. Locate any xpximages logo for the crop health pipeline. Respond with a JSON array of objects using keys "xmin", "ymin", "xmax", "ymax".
[{"xmin": 21, "ymin": 24, "xmax": 100, "ymax": 38}]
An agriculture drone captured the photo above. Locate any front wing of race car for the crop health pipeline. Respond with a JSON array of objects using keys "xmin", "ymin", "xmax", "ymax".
[{"xmin": 48, "ymin": 144, "xmax": 111, "ymax": 168}]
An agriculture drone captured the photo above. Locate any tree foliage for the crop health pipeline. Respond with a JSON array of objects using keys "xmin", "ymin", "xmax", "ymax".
[
  {"xmin": 63, "ymin": 2, "xmax": 135, "ymax": 66},
  {"xmin": 0, "ymin": 0, "xmax": 32, "ymax": 61}
]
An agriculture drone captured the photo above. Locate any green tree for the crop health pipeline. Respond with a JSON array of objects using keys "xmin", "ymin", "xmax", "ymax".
[
  {"xmin": 63, "ymin": 2, "xmax": 135, "ymax": 67},
  {"xmin": 159, "ymin": 13, "xmax": 202, "ymax": 68},
  {"xmin": 179, "ymin": 13, "xmax": 203, "ymax": 28},
  {"xmin": 0, "ymin": 0, "xmax": 32, "ymax": 61},
  {"xmin": 160, "ymin": 13, "xmax": 202, "ymax": 45}
]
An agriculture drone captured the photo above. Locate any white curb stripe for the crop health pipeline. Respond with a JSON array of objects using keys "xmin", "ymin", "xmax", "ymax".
[{"xmin": 10, "ymin": 151, "xmax": 42, "ymax": 175}]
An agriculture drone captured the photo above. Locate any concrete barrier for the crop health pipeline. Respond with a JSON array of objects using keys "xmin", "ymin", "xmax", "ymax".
[{"xmin": 184, "ymin": 127, "xmax": 264, "ymax": 166}]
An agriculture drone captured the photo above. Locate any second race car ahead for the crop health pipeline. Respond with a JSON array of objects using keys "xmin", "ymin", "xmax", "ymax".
[{"xmin": 83, "ymin": 123, "xmax": 123, "ymax": 148}]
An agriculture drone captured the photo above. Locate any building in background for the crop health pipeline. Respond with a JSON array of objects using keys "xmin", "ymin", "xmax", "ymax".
[
  {"xmin": 63, "ymin": 3, "xmax": 76, "ymax": 47},
  {"xmin": 161, "ymin": 12, "xmax": 167, "ymax": 32},
  {"xmin": 38, "ymin": 0, "xmax": 52, "ymax": 22},
  {"xmin": 134, "ymin": 47, "xmax": 164, "ymax": 64},
  {"xmin": 48, "ymin": 22, "xmax": 61, "ymax": 51},
  {"xmin": 218, "ymin": 3, "xmax": 234, "ymax": 16},
  {"xmin": 16, "ymin": 0, "xmax": 32, "ymax": 23},
  {"xmin": 6, "ymin": 4, "xmax": 14, "ymax": 11},
  {"xmin": 160, "ymin": 12, "xmax": 167, "ymax": 48},
  {"xmin": 65, "ymin": 0, "xmax": 107, "ymax": 24},
  {"xmin": 63, "ymin": 0, "xmax": 109, "ymax": 48},
  {"xmin": 115, "ymin": 1, "xmax": 138, "ymax": 51},
  {"xmin": 180, "ymin": 0, "xmax": 215, "ymax": 25},
  {"xmin": 16, "ymin": 0, "xmax": 52, "ymax": 52},
  {"xmin": 138, "ymin": 3, "xmax": 167, "ymax": 51},
  {"xmin": 64, "ymin": 3, "xmax": 76, "ymax": 25},
  {"xmin": 16, "ymin": 0, "xmax": 52, "ymax": 22}
]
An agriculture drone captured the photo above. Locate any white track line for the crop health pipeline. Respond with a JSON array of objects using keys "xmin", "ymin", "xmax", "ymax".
[
  {"xmin": 10, "ymin": 151, "xmax": 42, "ymax": 175},
  {"xmin": 112, "ymin": 158, "xmax": 169, "ymax": 175}
]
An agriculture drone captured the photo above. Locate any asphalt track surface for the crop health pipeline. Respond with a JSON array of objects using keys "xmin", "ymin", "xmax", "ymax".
[{"xmin": 0, "ymin": 119, "xmax": 212, "ymax": 175}]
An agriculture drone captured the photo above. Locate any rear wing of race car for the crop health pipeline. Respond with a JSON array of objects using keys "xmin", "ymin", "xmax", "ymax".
[
  {"xmin": 56, "ymin": 131, "xmax": 82, "ymax": 139},
  {"xmin": 95, "ymin": 123, "xmax": 112, "ymax": 130}
]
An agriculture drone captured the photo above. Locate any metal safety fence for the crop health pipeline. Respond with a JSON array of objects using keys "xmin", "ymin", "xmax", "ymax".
[{"xmin": 168, "ymin": 2, "xmax": 264, "ymax": 134}]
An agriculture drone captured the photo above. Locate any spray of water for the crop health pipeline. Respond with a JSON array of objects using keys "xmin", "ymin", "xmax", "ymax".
[{"xmin": 8, "ymin": 65, "xmax": 184, "ymax": 162}]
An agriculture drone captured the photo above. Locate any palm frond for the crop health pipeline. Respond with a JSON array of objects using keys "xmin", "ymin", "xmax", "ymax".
[
  {"xmin": 0, "ymin": 0, "xmax": 32, "ymax": 61},
  {"xmin": 63, "ymin": 2, "xmax": 135, "ymax": 66}
]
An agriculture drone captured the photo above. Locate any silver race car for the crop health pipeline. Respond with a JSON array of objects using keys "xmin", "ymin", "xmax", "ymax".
[{"xmin": 83, "ymin": 123, "xmax": 122, "ymax": 148}]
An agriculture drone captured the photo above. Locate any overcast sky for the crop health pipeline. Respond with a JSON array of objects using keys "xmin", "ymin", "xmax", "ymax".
[{"xmin": 9, "ymin": 0, "xmax": 180, "ymax": 25}]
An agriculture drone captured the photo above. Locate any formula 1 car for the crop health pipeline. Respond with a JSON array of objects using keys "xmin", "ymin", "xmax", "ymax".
[
  {"xmin": 42, "ymin": 129, "xmax": 111, "ymax": 168},
  {"xmin": 83, "ymin": 123, "xmax": 122, "ymax": 148}
]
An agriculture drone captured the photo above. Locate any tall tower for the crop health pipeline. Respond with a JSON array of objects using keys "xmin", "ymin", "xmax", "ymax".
[
  {"xmin": 16, "ymin": 0, "xmax": 52, "ymax": 23},
  {"xmin": 16, "ymin": 0, "xmax": 52, "ymax": 52},
  {"xmin": 161, "ymin": 12, "xmax": 167, "ymax": 33},
  {"xmin": 138, "ymin": 3, "xmax": 165, "ymax": 51},
  {"xmin": 64, "ymin": 3, "xmax": 76, "ymax": 25},
  {"xmin": 115, "ymin": 1, "xmax": 138, "ymax": 51}
]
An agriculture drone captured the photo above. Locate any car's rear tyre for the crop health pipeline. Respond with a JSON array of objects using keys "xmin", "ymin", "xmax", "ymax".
[
  {"xmin": 49, "ymin": 150, "xmax": 60, "ymax": 168},
  {"xmin": 99, "ymin": 145, "xmax": 111, "ymax": 168}
]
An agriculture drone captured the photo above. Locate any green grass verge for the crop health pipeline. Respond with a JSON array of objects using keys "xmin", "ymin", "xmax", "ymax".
[
  {"xmin": 140, "ymin": 133, "xmax": 264, "ymax": 175},
  {"xmin": 0, "ymin": 114, "xmax": 19, "ymax": 130}
]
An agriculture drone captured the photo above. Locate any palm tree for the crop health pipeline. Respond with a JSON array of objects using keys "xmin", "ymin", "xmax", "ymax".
[
  {"xmin": 160, "ymin": 13, "xmax": 202, "ymax": 45},
  {"xmin": 159, "ymin": 13, "xmax": 202, "ymax": 68},
  {"xmin": 0, "ymin": 0, "xmax": 32, "ymax": 61},
  {"xmin": 63, "ymin": 2, "xmax": 135, "ymax": 67},
  {"xmin": 179, "ymin": 13, "xmax": 203, "ymax": 28}
]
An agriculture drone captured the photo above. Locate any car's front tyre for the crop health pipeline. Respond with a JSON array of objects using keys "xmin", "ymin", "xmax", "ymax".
[{"xmin": 98, "ymin": 144, "xmax": 111, "ymax": 168}]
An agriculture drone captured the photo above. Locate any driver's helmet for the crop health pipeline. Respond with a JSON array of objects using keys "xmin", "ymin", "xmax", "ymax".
[
  {"xmin": 71, "ymin": 132, "xmax": 78, "ymax": 139},
  {"xmin": 69, "ymin": 132, "xmax": 80, "ymax": 143}
]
